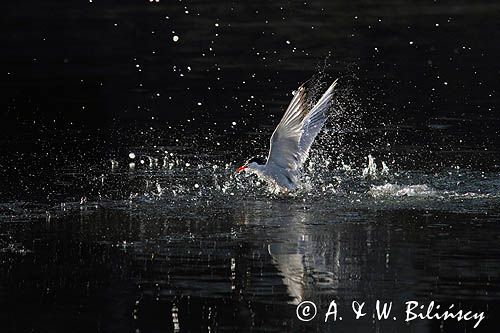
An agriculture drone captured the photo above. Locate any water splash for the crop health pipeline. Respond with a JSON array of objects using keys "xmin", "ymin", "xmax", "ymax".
[{"xmin": 362, "ymin": 154, "xmax": 390, "ymax": 179}]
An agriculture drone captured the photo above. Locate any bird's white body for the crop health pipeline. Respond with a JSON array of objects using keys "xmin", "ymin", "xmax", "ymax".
[
  {"xmin": 246, "ymin": 162, "xmax": 298, "ymax": 191},
  {"xmin": 238, "ymin": 79, "xmax": 339, "ymax": 192}
]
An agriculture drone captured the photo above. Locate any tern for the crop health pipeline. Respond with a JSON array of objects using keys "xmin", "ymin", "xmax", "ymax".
[{"xmin": 236, "ymin": 78, "xmax": 339, "ymax": 192}]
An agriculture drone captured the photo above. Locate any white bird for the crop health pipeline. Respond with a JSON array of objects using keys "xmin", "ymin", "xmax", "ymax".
[{"xmin": 236, "ymin": 78, "xmax": 339, "ymax": 191}]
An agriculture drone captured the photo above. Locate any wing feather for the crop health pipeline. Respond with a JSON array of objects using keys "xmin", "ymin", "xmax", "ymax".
[{"xmin": 266, "ymin": 79, "xmax": 338, "ymax": 171}]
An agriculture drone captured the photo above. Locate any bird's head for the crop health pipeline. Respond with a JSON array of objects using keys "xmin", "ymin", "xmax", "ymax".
[{"xmin": 236, "ymin": 156, "xmax": 265, "ymax": 173}]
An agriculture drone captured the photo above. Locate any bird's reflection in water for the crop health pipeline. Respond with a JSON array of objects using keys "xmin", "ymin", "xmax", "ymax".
[
  {"xmin": 2, "ymin": 201, "xmax": 499, "ymax": 332},
  {"xmin": 231, "ymin": 200, "xmax": 427, "ymax": 331},
  {"xmin": 236, "ymin": 201, "xmax": 343, "ymax": 305}
]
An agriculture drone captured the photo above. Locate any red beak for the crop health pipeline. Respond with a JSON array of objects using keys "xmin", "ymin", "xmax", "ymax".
[{"xmin": 236, "ymin": 165, "xmax": 247, "ymax": 173}]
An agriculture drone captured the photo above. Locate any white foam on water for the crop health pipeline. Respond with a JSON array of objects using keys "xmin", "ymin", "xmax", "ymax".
[{"xmin": 368, "ymin": 183, "xmax": 438, "ymax": 198}]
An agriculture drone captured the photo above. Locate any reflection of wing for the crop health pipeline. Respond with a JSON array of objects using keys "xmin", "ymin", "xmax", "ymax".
[
  {"xmin": 268, "ymin": 246, "xmax": 305, "ymax": 305},
  {"xmin": 266, "ymin": 79, "xmax": 338, "ymax": 171}
]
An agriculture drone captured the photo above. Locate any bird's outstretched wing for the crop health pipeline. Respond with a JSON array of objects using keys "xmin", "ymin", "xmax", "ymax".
[{"xmin": 266, "ymin": 79, "xmax": 338, "ymax": 171}]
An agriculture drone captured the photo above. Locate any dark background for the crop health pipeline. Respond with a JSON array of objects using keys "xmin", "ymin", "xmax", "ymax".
[
  {"xmin": 2, "ymin": 0, "xmax": 499, "ymax": 201},
  {"xmin": 2, "ymin": 0, "xmax": 498, "ymax": 127}
]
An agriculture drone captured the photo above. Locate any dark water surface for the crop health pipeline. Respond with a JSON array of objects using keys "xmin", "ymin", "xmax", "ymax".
[{"xmin": 1, "ymin": 0, "xmax": 500, "ymax": 332}]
